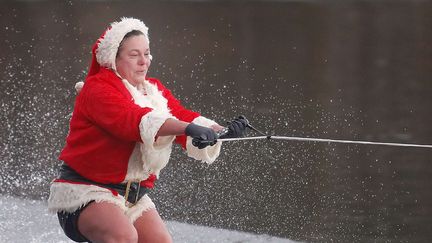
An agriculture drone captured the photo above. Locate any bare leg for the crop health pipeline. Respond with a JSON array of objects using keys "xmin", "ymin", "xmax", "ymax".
[
  {"xmin": 133, "ymin": 208, "xmax": 172, "ymax": 243},
  {"xmin": 78, "ymin": 201, "xmax": 138, "ymax": 243}
]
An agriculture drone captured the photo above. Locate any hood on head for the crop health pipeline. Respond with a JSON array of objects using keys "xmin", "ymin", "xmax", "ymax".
[{"xmin": 87, "ymin": 17, "xmax": 150, "ymax": 79}]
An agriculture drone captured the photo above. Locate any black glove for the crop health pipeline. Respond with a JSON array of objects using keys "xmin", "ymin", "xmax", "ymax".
[
  {"xmin": 218, "ymin": 116, "xmax": 249, "ymax": 139},
  {"xmin": 185, "ymin": 123, "xmax": 217, "ymax": 149}
]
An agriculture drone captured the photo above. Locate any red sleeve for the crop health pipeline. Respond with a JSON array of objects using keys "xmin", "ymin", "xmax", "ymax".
[
  {"xmin": 79, "ymin": 79, "xmax": 153, "ymax": 142},
  {"xmin": 147, "ymin": 78, "xmax": 200, "ymax": 148}
]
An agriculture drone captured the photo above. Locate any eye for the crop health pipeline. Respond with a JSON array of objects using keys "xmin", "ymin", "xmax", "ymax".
[{"xmin": 145, "ymin": 53, "xmax": 152, "ymax": 60}]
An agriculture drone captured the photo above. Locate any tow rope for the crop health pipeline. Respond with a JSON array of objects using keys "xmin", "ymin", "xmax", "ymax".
[
  {"xmin": 216, "ymin": 135, "xmax": 432, "ymax": 149},
  {"xmin": 212, "ymin": 116, "xmax": 432, "ymax": 149}
]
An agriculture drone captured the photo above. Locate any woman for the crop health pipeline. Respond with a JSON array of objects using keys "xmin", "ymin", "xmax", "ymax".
[{"xmin": 48, "ymin": 17, "xmax": 247, "ymax": 243}]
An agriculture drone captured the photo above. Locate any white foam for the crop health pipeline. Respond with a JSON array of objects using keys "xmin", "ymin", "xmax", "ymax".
[{"xmin": 0, "ymin": 195, "xmax": 298, "ymax": 243}]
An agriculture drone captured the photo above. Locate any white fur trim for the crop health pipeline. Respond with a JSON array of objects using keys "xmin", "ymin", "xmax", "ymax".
[
  {"xmin": 186, "ymin": 116, "xmax": 221, "ymax": 164},
  {"xmin": 122, "ymin": 79, "xmax": 176, "ymax": 180},
  {"xmin": 126, "ymin": 194, "xmax": 156, "ymax": 223},
  {"xmin": 96, "ymin": 17, "xmax": 149, "ymax": 71},
  {"xmin": 124, "ymin": 143, "xmax": 147, "ymax": 181},
  {"xmin": 48, "ymin": 181, "xmax": 155, "ymax": 223},
  {"xmin": 138, "ymin": 110, "xmax": 176, "ymax": 178},
  {"xmin": 122, "ymin": 79, "xmax": 169, "ymax": 112},
  {"xmin": 48, "ymin": 181, "xmax": 127, "ymax": 213}
]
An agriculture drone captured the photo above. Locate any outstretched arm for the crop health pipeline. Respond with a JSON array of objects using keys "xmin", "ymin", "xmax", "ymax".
[
  {"xmin": 156, "ymin": 118, "xmax": 189, "ymax": 136},
  {"xmin": 156, "ymin": 118, "xmax": 224, "ymax": 137}
]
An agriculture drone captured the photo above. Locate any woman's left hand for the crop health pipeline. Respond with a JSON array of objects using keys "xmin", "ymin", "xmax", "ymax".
[{"xmin": 218, "ymin": 117, "xmax": 249, "ymax": 139}]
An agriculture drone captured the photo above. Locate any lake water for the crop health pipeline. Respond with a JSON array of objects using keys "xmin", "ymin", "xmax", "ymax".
[{"xmin": 1, "ymin": 1, "xmax": 431, "ymax": 242}]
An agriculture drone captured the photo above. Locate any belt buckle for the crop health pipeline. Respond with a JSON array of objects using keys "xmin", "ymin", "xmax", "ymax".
[{"xmin": 124, "ymin": 180, "xmax": 141, "ymax": 208}]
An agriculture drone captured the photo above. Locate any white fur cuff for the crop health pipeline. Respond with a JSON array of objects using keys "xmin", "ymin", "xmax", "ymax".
[
  {"xmin": 186, "ymin": 116, "xmax": 222, "ymax": 164},
  {"xmin": 139, "ymin": 110, "xmax": 176, "ymax": 176},
  {"xmin": 139, "ymin": 110, "xmax": 175, "ymax": 147}
]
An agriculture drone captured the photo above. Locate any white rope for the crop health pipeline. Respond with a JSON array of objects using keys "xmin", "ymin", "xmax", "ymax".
[
  {"xmin": 217, "ymin": 136, "xmax": 432, "ymax": 149},
  {"xmin": 217, "ymin": 136, "xmax": 270, "ymax": 142}
]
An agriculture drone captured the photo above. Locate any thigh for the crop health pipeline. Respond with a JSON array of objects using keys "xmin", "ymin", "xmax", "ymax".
[
  {"xmin": 78, "ymin": 201, "xmax": 137, "ymax": 242},
  {"xmin": 57, "ymin": 203, "xmax": 93, "ymax": 242},
  {"xmin": 133, "ymin": 208, "xmax": 172, "ymax": 243}
]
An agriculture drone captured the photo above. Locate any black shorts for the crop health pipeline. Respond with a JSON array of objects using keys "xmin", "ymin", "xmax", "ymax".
[{"xmin": 57, "ymin": 201, "xmax": 94, "ymax": 242}]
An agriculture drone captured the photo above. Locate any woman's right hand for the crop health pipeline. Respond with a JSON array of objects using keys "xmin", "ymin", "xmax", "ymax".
[{"xmin": 185, "ymin": 123, "xmax": 217, "ymax": 149}]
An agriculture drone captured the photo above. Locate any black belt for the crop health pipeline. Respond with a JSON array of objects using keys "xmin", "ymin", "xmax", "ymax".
[{"xmin": 58, "ymin": 163, "xmax": 149, "ymax": 207}]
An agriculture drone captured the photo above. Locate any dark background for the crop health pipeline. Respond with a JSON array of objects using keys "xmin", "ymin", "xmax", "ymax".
[{"xmin": 1, "ymin": 1, "xmax": 432, "ymax": 242}]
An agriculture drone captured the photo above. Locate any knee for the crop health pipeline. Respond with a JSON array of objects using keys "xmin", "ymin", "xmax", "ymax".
[
  {"xmin": 156, "ymin": 230, "xmax": 173, "ymax": 243},
  {"xmin": 97, "ymin": 227, "xmax": 138, "ymax": 243},
  {"xmin": 114, "ymin": 228, "xmax": 138, "ymax": 243},
  {"xmin": 141, "ymin": 229, "xmax": 172, "ymax": 243}
]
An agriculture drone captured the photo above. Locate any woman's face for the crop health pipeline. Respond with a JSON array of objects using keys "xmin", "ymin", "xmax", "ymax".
[{"xmin": 115, "ymin": 34, "xmax": 151, "ymax": 86}]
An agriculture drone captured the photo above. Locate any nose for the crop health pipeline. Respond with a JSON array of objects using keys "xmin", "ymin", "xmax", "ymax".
[
  {"xmin": 137, "ymin": 55, "xmax": 145, "ymax": 65},
  {"xmin": 138, "ymin": 54, "xmax": 151, "ymax": 66}
]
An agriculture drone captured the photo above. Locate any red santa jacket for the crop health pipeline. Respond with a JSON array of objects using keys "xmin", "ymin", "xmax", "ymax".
[{"xmin": 59, "ymin": 67, "xmax": 199, "ymax": 185}]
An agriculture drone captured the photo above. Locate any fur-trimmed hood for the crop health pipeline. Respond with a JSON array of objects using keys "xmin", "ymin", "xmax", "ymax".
[{"xmin": 96, "ymin": 17, "xmax": 149, "ymax": 71}]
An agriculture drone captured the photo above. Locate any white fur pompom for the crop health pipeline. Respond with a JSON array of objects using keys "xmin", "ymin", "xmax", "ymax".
[{"xmin": 74, "ymin": 81, "xmax": 84, "ymax": 93}]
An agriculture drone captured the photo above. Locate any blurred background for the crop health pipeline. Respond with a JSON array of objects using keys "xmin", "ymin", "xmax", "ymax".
[{"xmin": 1, "ymin": 0, "xmax": 432, "ymax": 242}]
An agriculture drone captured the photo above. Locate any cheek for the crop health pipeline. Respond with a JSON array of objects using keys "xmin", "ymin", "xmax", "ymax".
[
  {"xmin": 117, "ymin": 59, "xmax": 131, "ymax": 70},
  {"xmin": 116, "ymin": 60, "xmax": 131, "ymax": 77}
]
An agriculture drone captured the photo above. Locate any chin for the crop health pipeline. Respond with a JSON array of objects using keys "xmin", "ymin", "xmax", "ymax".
[{"xmin": 136, "ymin": 76, "xmax": 146, "ymax": 82}]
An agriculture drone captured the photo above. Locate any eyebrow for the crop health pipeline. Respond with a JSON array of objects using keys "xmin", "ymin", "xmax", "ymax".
[{"xmin": 129, "ymin": 48, "xmax": 150, "ymax": 52}]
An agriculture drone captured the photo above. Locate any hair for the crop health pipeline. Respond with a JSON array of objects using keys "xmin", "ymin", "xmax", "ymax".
[{"xmin": 116, "ymin": 30, "xmax": 145, "ymax": 57}]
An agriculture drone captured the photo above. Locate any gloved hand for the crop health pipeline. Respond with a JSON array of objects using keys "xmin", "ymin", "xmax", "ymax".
[
  {"xmin": 185, "ymin": 123, "xmax": 217, "ymax": 149},
  {"xmin": 218, "ymin": 116, "xmax": 249, "ymax": 139}
]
